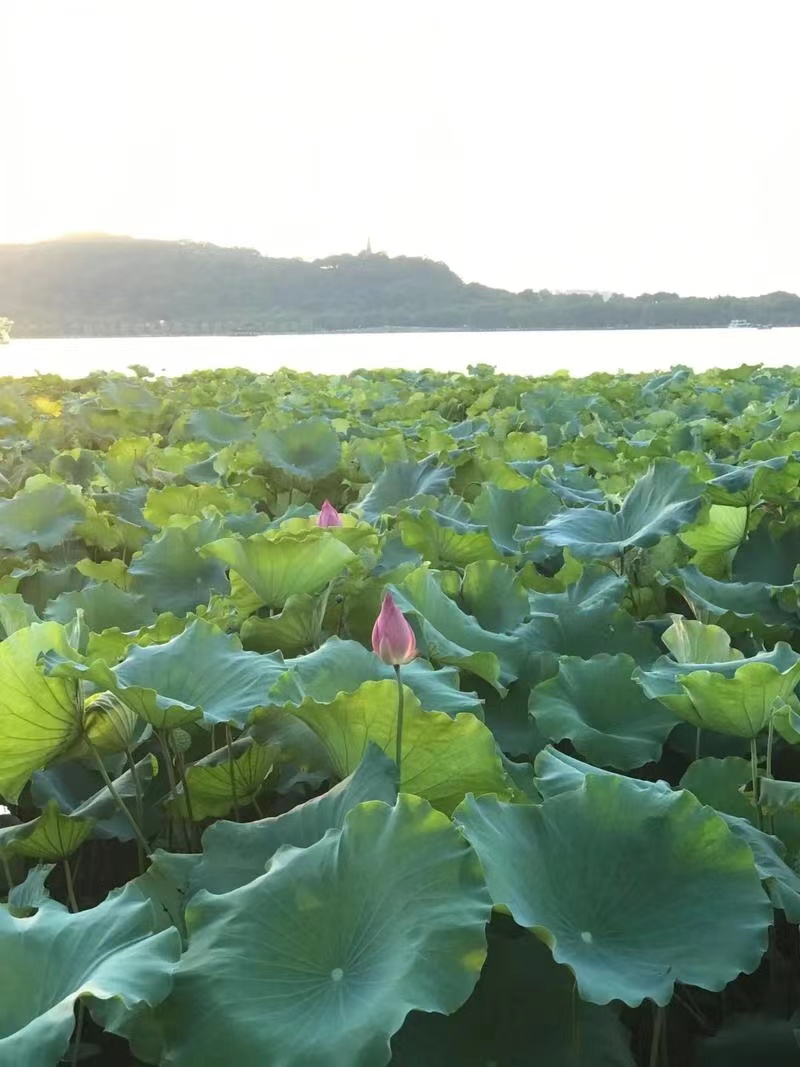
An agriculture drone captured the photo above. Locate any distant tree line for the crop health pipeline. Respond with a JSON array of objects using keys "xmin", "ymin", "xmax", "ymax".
[{"xmin": 1, "ymin": 235, "xmax": 799, "ymax": 336}]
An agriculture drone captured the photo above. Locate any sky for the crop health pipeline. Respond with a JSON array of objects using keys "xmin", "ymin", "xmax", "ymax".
[{"xmin": 0, "ymin": 0, "xmax": 798, "ymax": 297}]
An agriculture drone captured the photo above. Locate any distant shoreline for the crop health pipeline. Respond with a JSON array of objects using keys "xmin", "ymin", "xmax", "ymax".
[{"xmin": 12, "ymin": 323, "xmax": 800, "ymax": 340}]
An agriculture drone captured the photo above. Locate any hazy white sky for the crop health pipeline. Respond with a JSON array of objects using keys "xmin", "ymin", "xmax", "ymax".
[{"xmin": 1, "ymin": 0, "xmax": 798, "ymax": 296}]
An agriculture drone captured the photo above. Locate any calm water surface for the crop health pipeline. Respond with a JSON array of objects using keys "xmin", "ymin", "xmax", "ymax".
[{"xmin": 6, "ymin": 328, "xmax": 800, "ymax": 380}]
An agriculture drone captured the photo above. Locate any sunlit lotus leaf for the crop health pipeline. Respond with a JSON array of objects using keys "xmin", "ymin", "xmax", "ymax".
[
  {"xmin": 142, "ymin": 484, "xmax": 251, "ymax": 526},
  {"xmin": 190, "ymin": 744, "xmax": 397, "ymax": 896},
  {"xmin": 201, "ymin": 531, "xmax": 355, "ymax": 611},
  {"xmin": 661, "ymin": 616, "xmax": 744, "ymax": 664},
  {"xmin": 285, "ymin": 680, "xmax": 514, "ymax": 814},
  {"xmin": 0, "ymin": 593, "xmax": 39, "ymax": 637},
  {"xmin": 389, "ymin": 567, "xmax": 518, "ymax": 692},
  {"xmin": 519, "ymin": 460, "xmax": 704, "ymax": 559},
  {"xmin": 460, "ymin": 560, "xmax": 530, "ymax": 633},
  {"xmin": 680, "ymin": 504, "xmax": 748, "ymax": 555},
  {"xmin": 390, "ymin": 927, "xmax": 635, "ymax": 1067},
  {"xmin": 256, "ymin": 417, "xmax": 341, "ymax": 481},
  {"xmin": 531, "ymin": 654, "xmax": 676, "ymax": 770},
  {"xmin": 129, "ymin": 517, "xmax": 231, "ymax": 616},
  {"xmin": 45, "ymin": 583, "xmax": 156, "ymax": 632},
  {"xmin": 0, "ymin": 477, "xmax": 86, "ymax": 551},
  {"xmin": 131, "ymin": 797, "xmax": 490, "ymax": 1067},
  {"xmin": 239, "ymin": 592, "xmax": 329, "ymax": 655},
  {"xmin": 357, "ymin": 456, "xmax": 454, "ymax": 523},
  {"xmin": 635, "ymin": 641, "xmax": 800, "ymax": 735},
  {"xmin": 0, "ymin": 799, "xmax": 93, "ymax": 861},
  {"xmin": 0, "ymin": 623, "xmax": 81, "ymax": 802},
  {"xmin": 0, "ymin": 884, "xmax": 181, "ymax": 1066},
  {"xmin": 454, "ymin": 775, "xmax": 771, "ymax": 1006},
  {"xmin": 75, "ymin": 557, "xmax": 131, "ymax": 589},
  {"xmin": 170, "ymin": 740, "xmax": 278, "ymax": 821},
  {"xmin": 396, "ymin": 508, "xmax": 502, "ymax": 567},
  {"xmin": 268, "ymin": 636, "xmax": 483, "ymax": 718}
]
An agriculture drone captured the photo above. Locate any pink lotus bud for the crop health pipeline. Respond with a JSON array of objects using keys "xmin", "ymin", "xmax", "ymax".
[
  {"xmin": 372, "ymin": 593, "xmax": 417, "ymax": 665},
  {"xmin": 317, "ymin": 500, "xmax": 343, "ymax": 527}
]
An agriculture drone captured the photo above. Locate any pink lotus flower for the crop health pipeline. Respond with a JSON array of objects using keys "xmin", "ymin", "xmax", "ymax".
[
  {"xmin": 317, "ymin": 500, "xmax": 343, "ymax": 527},
  {"xmin": 372, "ymin": 593, "xmax": 417, "ymax": 665}
]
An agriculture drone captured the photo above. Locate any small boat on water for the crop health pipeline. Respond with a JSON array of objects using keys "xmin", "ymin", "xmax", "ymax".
[
  {"xmin": 728, "ymin": 319, "xmax": 773, "ymax": 330},
  {"xmin": 0, "ymin": 318, "xmax": 12, "ymax": 344}
]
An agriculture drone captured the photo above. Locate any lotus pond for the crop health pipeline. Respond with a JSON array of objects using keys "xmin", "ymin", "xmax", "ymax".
[{"xmin": 3, "ymin": 362, "xmax": 800, "ymax": 1064}]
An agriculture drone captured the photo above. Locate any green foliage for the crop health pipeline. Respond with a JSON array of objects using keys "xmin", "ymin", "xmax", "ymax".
[{"xmin": 5, "ymin": 361, "xmax": 800, "ymax": 1064}]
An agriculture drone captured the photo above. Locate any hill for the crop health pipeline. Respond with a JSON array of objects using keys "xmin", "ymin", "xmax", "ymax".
[{"xmin": 1, "ymin": 235, "xmax": 800, "ymax": 335}]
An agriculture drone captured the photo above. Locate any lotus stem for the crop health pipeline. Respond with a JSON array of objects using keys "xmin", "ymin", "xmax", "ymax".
[
  {"xmin": 394, "ymin": 664, "xmax": 405, "ymax": 790},
  {"xmin": 175, "ymin": 746, "xmax": 199, "ymax": 848},
  {"xmin": 157, "ymin": 731, "xmax": 193, "ymax": 852},
  {"xmin": 649, "ymin": 1004, "xmax": 665, "ymax": 1067},
  {"xmin": 89, "ymin": 745, "xmax": 150, "ymax": 855},
  {"xmin": 63, "ymin": 857, "xmax": 79, "ymax": 913},
  {"xmin": 749, "ymin": 737, "xmax": 763, "ymax": 831},
  {"xmin": 694, "ymin": 727, "xmax": 702, "ymax": 762},
  {"xmin": 0, "ymin": 853, "xmax": 14, "ymax": 897},
  {"xmin": 225, "ymin": 724, "xmax": 241, "ymax": 822},
  {"xmin": 124, "ymin": 745, "xmax": 146, "ymax": 875}
]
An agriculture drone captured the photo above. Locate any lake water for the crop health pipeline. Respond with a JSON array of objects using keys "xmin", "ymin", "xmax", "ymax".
[{"xmin": 6, "ymin": 327, "xmax": 800, "ymax": 380}]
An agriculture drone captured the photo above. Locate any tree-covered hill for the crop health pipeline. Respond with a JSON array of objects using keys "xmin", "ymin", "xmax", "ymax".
[{"xmin": 1, "ymin": 234, "xmax": 800, "ymax": 335}]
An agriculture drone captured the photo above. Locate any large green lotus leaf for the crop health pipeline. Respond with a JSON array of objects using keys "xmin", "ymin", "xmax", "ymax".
[
  {"xmin": 397, "ymin": 508, "xmax": 502, "ymax": 567},
  {"xmin": 170, "ymin": 740, "xmax": 278, "ymax": 821},
  {"xmin": 680, "ymin": 756, "xmax": 755, "ymax": 821},
  {"xmin": 357, "ymin": 456, "xmax": 454, "ymax": 523},
  {"xmin": 268, "ymin": 637, "xmax": 483, "ymax": 718},
  {"xmin": 733, "ymin": 522, "xmax": 800, "ymax": 586},
  {"xmin": 0, "ymin": 478, "xmax": 87, "ymax": 551},
  {"xmin": 0, "ymin": 622, "xmax": 81, "ymax": 802},
  {"xmin": 133, "ymin": 796, "xmax": 491, "ymax": 1067},
  {"xmin": 183, "ymin": 407, "xmax": 255, "ymax": 446},
  {"xmin": 696, "ymin": 1014, "xmax": 800, "ymax": 1066},
  {"xmin": 661, "ymin": 565, "xmax": 791, "ymax": 626},
  {"xmin": 129, "ymin": 518, "xmax": 231, "ymax": 616},
  {"xmin": 520, "ymin": 460, "xmax": 704, "ymax": 559},
  {"xmin": 256, "ymin": 417, "xmax": 341, "ymax": 481},
  {"xmin": 142, "ymin": 484, "xmax": 251, "ymax": 527},
  {"xmin": 512, "ymin": 569, "xmax": 660, "ymax": 685},
  {"xmin": 0, "ymin": 884, "xmax": 181, "ymax": 1066},
  {"xmin": 460, "ymin": 560, "xmax": 530, "ymax": 633},
  {"xmin": 720, "ymin": 813, "xmax": 800, "ymax": 922},
  {"xmin": 390, "ymin": 927, "xmax": 635, "ymax": 1067},
  {"xmin": 201, "ymin": 531, "xmax": 355, "ymax": 610},
  {"xmin": 680, "ymin": 504, "xmax": 748, "ymax": 556},
  {"xmin": 112, "ymin": 619, "xmax": 285, "ymax": 729},
  {"xmin": 530, "ymin": 654, "xmax": 676, "ymax": 770},
  {"xmin": 288, "ymin": 680, "xmax": 514, "ymax": 814},
  {"xmin": 481, "ymin": 681, "xmax": 548, "ymax": 760},
  {"xmin": 389, "ymin": 567, "xmax": 518, "ymax": 692},
  {"xmin": 0, "ymin": 799, "xmax": 93, "ymax": 861},
  {"xmin": 44, "ymin": 583, "xmax": 156, "ymax": 632},
  {"xmin": 190, "ymin": 744, "xmax": 397, "ymax": 896},
  {"xmin": 454, "ymin": 775, "xmax": 771, "ymax": 1006},
  {"xmin": 673, "ymin": 659, "xmax": 800, "ymax": 738},
  {"xmin": 707, "ymin": 455, "xmax": 798, "ymax": 505},
  {"xmin": 635, "ymin": 641, "xmax": 800, "ymax": 727},
  {"xmin": 239, "ymin": 591, "xmax": 331, "ymax": 655},
  {"xmin": 470, "ymin": 482, "xmax": 561, "ymax": 555}
]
